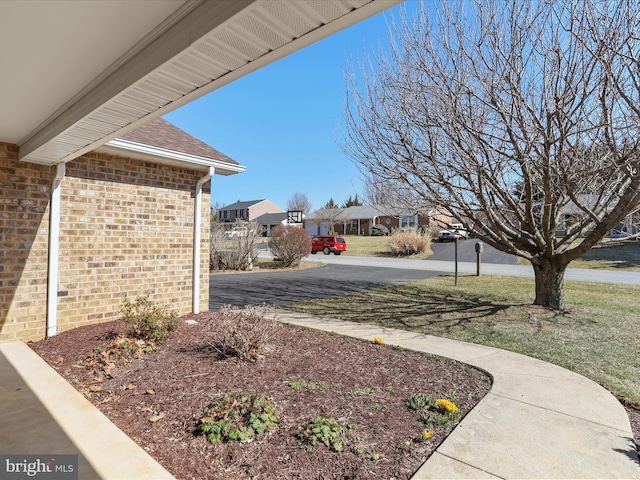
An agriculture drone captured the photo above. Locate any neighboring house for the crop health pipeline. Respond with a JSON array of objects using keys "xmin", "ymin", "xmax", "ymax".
[
  {"xmin": 0, "ymin": 119, "xmax": 245, "ymax": 342},
  {"xmin": 554, "ymin": 194, "xmax": 638, "ymax": 238},
  {"xmin": 304, "ymin": 205, "xmax": 452, "ymax": 236},
  {"xmin": 254, "ymin": 212, "xmax": 305, "ymax": 236},
  {"xmin": 218, "ymin": 199, "xmax": 283, "ymax": 224}
]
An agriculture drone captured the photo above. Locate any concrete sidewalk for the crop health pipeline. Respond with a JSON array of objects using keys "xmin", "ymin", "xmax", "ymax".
[
  {"xmin": 0, "ymin": 341, "xmax": 174, "ymax": 480},
  {"xmin": 277, "ymin": 310, "xmax": 640, "ymax": 479},
  {"xmin": 276, "ymin": 252, "xmax": 640, "ymax": 286}
]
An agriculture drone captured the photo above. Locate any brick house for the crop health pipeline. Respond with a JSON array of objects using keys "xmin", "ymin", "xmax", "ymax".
[
  {"xmin": 0, "ymin": 1, "xmax": 398, "ymax": 342},
  {"xmin": 0, "ymin": 119, "xmax": 244, "ymax": 341},
  {"xmin": 304, "ymin": 205, "xmax": 452, "ymax": 236},
  {"xmin": 218, "ymin": 199, "xmax": 283, "ymax": 224}
]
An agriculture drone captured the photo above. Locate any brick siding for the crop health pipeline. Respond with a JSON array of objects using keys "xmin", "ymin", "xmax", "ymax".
[
  {"xmin": 0, "ymin": 143, "xmax": 210, "ymax": 342},
  {"xmin": 0, "ymin": 144, "xmax": 51, "ymax": 340}
]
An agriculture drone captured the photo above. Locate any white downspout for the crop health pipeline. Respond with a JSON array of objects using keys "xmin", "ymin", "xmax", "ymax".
[
  {"xmin": 47, "ymin": 163, "xmax": 65, "ymax": 337},
  {"xmin": 193, "ymin": 167, "xmax": 215, "ymax": 314}
]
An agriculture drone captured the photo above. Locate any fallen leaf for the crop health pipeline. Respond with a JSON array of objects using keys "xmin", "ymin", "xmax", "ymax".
[
  {"xmin": 145, "ymin": 389, "xmax": 156, "ymax": 395},
  {"xmin": 126, "ymin": 384, "xmax": 136, "ymax": 390},
  {"xmin": 89, "ymin": 385, "xmax": 103, "ymax": 392},
  {"xmin": 149, "ymin": 413, "xmax": 165, "ymax": 423}
]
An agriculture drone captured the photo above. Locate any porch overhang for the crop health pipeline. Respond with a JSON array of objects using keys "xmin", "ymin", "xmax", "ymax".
[{"xmin": 2, "ymin": 0, "xmax": 401, "ymax": 166}]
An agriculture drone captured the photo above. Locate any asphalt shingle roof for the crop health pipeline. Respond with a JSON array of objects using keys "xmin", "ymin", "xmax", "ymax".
[{"xmin": 121, "ymin": 117, "xmax": 238, "ymax": 165}]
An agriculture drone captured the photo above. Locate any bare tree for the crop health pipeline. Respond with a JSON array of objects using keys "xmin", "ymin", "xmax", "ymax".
[
  {"xmin": 344, "ymin": 0, "xmax": 640, "ymax": 310},
  {"xmin": 313, "ymin": 207, "xmax": 343, "ymax": 235},
  {"xmin": 287, "ymin": 192, "xmax": 312, "ymax": 214}
]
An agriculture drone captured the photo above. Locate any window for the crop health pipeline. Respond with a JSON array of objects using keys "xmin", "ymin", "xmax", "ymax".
[{"xmin": 400, "ymin": 215, "xmax": 417, "ymax": 229}]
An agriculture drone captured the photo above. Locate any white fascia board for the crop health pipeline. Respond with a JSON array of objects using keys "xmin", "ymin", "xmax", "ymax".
[{"xmin": 100, "ymin": 139, "xmax": 246, "ymax": 175}]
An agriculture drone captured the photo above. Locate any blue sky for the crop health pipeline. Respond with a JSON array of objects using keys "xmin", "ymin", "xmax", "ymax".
[{"xmin": 164, "ymin": 1, "xmax": 409, "ymax": 213}]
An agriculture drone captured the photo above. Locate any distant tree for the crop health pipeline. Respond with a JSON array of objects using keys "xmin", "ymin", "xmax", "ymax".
[
  {"xmin": 323, "ymin": 198, "xmax": 338, "ymax": 209},
  {"xmin": 287, "ymin": 192, "xmax": 312, "ymax": 214},
  {"xmin": 341, "ymin": 194, "xmax": 363, "ymax": 208},
  {"xmin": 344, "ymin": 0, "xmax": 640, "ymax": 311},
  {"xmin": 210, "ymin": 201, "xmax": 223, "ymax": 227}
]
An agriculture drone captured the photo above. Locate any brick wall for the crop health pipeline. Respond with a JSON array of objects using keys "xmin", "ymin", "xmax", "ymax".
[
  {"xmin": 0, "ymin": 144, "xmax": 211, "ymax": 342},
  {"xmin": 0, "ymin": 143, "xmax": 51, "ymax": 341}
]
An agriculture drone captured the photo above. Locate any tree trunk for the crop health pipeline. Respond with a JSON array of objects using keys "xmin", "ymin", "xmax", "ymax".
[{"xmin": 531, "ymin": 259, "xmax": 567, "ymax": 311}]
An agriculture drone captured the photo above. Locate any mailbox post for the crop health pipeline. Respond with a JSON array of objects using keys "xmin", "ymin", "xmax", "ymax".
[
  {"xmin": 475, "ymin": 242, "xmax": 484, "ymax": 276},
  {"xmin": 454, "ymin": 236, "xmax": 459, "ymax": 286}
]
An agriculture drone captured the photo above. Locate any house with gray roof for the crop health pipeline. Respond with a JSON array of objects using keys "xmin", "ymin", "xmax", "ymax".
[
  {"xmin": 304, "ymin": 205, "xmax": 452, "ymax": 236},
  {"xmin": 217, "ymin": 199, "xmax": 284, "ymax": 224}
]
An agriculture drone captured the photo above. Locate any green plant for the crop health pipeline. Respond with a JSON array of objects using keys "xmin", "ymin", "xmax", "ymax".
[
  {"xmin": 288, "ymin": 378, "xmax": 329, "ymax": 390},
  {"xmin": 197, "ymin": 390, "xmax": 279, "ymax": 444},
  {"xmin": 289, "ymin": 378, "xmax": 308, "ymax": 389},
  {"xmin": 298, "ymin": 414, "xmax": 344, "ymax": 452},
  {"xmin": 421, "ymin": 411, "xmax": 454, "ymax": 426},
  {"xmin": 348, "ymin": 386, "xmax": 379, "ymax": 396},
  {"xmin": 120, "ymin": 295, "xmax": 179, "ymax": 343},
  {"xmin": 406, "ymin": 392, "xmax": 431, "ymax": 411},
  {"xmin": 207, "ymin": 304, "xmax": 280, "ymax": 362}
]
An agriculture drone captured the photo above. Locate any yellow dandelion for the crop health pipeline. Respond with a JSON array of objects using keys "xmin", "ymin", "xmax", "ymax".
[
  {"xmin": 423, "ymin": 430, "xmax": 434, "ymax": 440},
  {"xmin": 436, "ymin": 398, "xmax": 458, "ymax": 412},
  {"xmin": 373, "ymin": 337, "xmax": 384, "ymax": 345}
]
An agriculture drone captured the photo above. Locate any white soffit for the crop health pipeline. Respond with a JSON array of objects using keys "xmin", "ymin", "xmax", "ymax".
[{"xmin": 13, "ymin": 0, "xmax": 401, "ymax": 166}]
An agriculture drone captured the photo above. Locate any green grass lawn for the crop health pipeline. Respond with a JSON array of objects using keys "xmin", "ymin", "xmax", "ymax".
[
  {"xmin": 283, "ymin": 275, "xmax": 640, "ymax": 406},
  {"xmin": 569, "ymin": 241, "xmax": 640, "ymax": 271},
  {"xmin": 342, "ymin": 235, "xmax": 432, "ymax": 259},
  {"xmin": 516, "ymin": 240, "xmax": 640, "ymax": 271}
]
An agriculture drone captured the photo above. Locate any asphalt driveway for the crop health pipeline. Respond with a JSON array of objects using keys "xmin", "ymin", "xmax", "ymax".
[
  {"xmin": 209, "ymin": 264, "xmax": 445, "ymax": 310},
  {"xmin": 428, "ymin": 239, "xmax": 518, "ymax": 264}
]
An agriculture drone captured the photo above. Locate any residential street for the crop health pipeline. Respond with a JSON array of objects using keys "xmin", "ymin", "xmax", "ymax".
[
  {"xmin": 428, "ymin": 239, "xmax": 518, "ymax": 264},
  {"xmin": 209, "ymin": 263, "xmax": 445, "ymax": 310},
  {"xmin": 210, "ymin": 249, "xmax": 640, "ymax": 310}
]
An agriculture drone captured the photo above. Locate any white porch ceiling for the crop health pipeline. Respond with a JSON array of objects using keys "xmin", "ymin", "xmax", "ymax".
[{"xmin": 0, "ymin": 0, "xmax": 401, "ymax": 166}]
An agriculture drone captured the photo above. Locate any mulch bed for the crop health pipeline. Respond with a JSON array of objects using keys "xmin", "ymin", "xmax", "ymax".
[{"xmin": 29, "ymin": 311, "xmax": 491, "ymax": 479}]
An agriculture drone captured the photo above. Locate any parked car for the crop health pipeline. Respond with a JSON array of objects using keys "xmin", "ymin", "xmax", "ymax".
[
  {"xmin": 437, "ymin": 224, "xmax": 468, "ymax": 242},
  {"xmin": 224, "ymin": 226, "xmax": 253, "ymax": 238},
  {"xmin": 311, "ymin": 235, "xmax": 347, "ymax": 255},
  {"xmin": 437, "ymin": 229, "xmax": 455, "ymax": 242}
]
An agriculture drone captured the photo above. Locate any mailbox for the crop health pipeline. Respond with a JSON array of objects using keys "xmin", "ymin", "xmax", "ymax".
[{"xmin": 475, "ymin": 242, "xmax": 484, "ymax": 253}]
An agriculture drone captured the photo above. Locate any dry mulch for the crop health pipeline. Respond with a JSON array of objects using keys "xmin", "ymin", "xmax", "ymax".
[{"xmin": 29, "ymin": 312, "xmax": 491, "ymax": 480}]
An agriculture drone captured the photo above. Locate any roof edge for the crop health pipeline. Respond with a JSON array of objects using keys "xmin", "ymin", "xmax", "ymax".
[{"xmin": 97, "ymin": 139, "xmax": 246, "ymax": 175}]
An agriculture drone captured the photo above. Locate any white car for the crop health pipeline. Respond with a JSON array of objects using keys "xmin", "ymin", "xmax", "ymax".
[
  {"xmin": 437, "ymin": 229, "xmax": 456, "ymax": 242},
  {"xmin": 224, "ymin": 227, "xmax": 252, "ymax": 238},
  {"xmin": 438, "ymin": 224, "xmax": 468, "ymax": 242}
]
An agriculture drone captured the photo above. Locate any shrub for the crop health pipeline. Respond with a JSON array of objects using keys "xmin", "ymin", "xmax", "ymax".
[
  {"xmin": 406, "ymin": 392, "xmax": 431, "ymax": 411},
  {"xmin": 388, "ymin": 229, "xmax": 431, "ymax": 256},
  {"xmin": 210, "ymin": 221, "xmax": 264, "ymax": 271},
  {"xmin": 120, "ymin": 295, "xmax": 179, "ymax": 343},
  {"xmin": 197, "ymin": 390, "xmax": 279, "ymax": 443},
  {"xmin": 268, "ymin": 225, "xmax": 312, "ymax": 267},
  {"xmin": 207, "ymin": 304, "xmax": 280, "ymax": 362},
  {"xmin": 298, "ymin": 414, "xmax": 344, "ymax": 452}
]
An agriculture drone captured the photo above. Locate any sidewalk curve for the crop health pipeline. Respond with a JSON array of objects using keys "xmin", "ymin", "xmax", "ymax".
[{"xmin": 277, "ymin": 310, "xmax": 640, "ymax": 479}]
